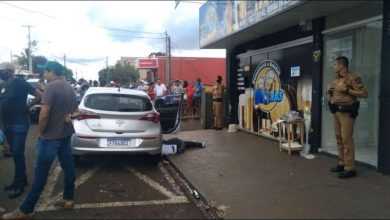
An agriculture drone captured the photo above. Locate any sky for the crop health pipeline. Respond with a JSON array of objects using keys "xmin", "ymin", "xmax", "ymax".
[{"xmin": 0, "ymin": 1, "xmax": 225, "ymax": 81}]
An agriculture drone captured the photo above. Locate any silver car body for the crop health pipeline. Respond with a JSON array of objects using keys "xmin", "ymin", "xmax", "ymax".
[{"xmin": 72, "ymin": 87, "xmax": 178, "ymax": 156}]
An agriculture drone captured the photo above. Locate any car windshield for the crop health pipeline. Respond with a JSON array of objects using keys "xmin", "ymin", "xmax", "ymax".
[{"xmin": 84, "ymin": 93, "xmax": 153, "ymax": 112}]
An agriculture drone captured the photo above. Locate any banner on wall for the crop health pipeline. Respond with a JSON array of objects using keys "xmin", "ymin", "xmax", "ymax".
[
  {"xmin": 137, "ymin": 58, "xmax": 158, "ymax": 69},
  {"xmin": 199, "ymin": 0, "xmax": 302, "ymax": 47}
]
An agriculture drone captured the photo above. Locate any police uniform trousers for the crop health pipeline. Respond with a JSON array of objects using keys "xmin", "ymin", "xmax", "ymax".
[
  {"xmin": 213, "ymin": 101, "xmax": 223, "ymax": 128},
  {"xmin": 333, "ymin": 111, "xmax": 356, "ymax": 171}
]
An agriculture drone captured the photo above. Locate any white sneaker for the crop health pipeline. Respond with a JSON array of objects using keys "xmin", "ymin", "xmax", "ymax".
[{"xmin": 2, "ymin": 208, "xmax": 34, "ymax": 219}]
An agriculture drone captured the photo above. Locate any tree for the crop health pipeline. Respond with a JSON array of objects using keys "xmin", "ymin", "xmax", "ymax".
[
  {"xmin": 13, "ymin": 48, "xmax": 48, "ymax": 74},
  {"xmin": 63, "ymin": 68, "xmax": 73, "ymax": 80},
  {"xmin": 13, "ymin": 49, "xmax": 73, "ymax": 80},
  {"xmin": 98, "ymin": 62, "xmax": 139, "ymax": 86},
  {"xmin": 13, "ymin": 48, "xmax": 29, "ymax": 70}
]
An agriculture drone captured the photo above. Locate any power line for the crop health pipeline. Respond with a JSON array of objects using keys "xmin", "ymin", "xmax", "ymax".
[
  {"xmin": 0, "ymin": 1, "xmax": 59, "ymax": 19},
  {"xmin": 51, "ymin": 55, "xmax": 87, "ymax": 66},
  {"xmin": 0, "ymin": 16, "xmax": 27, "ymax": 23},
  {"xmin": 175, "ymin": 0, "xmax": 205, "ymax": 7},
  {"xmin": 0, "ymin": 2, "xmax": 167, "ymax": 37},
  {"xmin": 100, "ymin": 26, "xmax": 162, "ymax": 35},
  {"xmin": 180, "ymin": 1, "xmax": 205, "ymax": 4},
  {"xmin": 170, "ymin": 42, "xmax": 184, "ymax": 55},
  {"xmin": 108, "ymin": 35, "xmax": 165, "ymax": 40},
  {"xmin": 0, "ymin": 2, "xmax": 163, "ymax": 35},
  {"xmin": 52, "ymin": 54, "xmax": 106, "ymax": 66}
]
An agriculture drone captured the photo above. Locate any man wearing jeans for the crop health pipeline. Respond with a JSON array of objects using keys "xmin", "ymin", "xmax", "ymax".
[
  {"xmin": 0, "ymin": 80, "xmax": 13, "ymax": 157},
  {"xmin": 0, "ymin": 62, "xmax": 42, "ymax": 199},
  {"xmin": 194, "ymin": 78, "xmax": 203, "ymax": 117},
  {"xmin": 3, "ymin": 61, "xmax": 79, "ymax": 219}
]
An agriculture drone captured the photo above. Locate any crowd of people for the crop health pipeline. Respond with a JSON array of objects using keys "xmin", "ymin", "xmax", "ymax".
[
  {"xmin": 134, "ymin": 78, "xmax": 204, "ymax": 117},
  {"xmin": 0, "ymin": 58, "xmax": 218, "ymax": 218},
  {"xmin": 68, "ymin": 78, "xmax": 204, "ymax": 118},
  {"xmin": 0, "ymin": 60, "xmax": 78, "ymax": 219}
]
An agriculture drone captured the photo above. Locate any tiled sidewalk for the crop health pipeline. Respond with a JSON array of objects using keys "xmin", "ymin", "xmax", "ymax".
[{"xmin": 165, "ymin": 129, "xmax": 390, "ymax": 219}]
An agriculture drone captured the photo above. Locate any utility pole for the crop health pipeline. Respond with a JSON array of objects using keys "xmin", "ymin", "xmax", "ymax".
[
  {"xmin": 106, "ymin": 56, "xmax": 109, "ymax": 85},
  {"xmin": 22, "ymin": 25, "xmax": 34, "ymax": 72},
  {"xmin": 174, "ymin": 0, "xmax": 180, "ymax": 9},
  {"xmin": 165, "ymin": 31, "xmax": 171, "ymax": 84},
  {"xmin": 63, "ymin": 54, "xmax": 66, "ymax": 68}
]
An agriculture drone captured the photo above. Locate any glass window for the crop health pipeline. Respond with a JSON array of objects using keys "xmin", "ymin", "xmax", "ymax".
[
  {"xmin": 84, "ymin": 94, "xmax": 153, "ymax": 112},
  {"xmin": 321, "ymin": 20, "xmax": 382, "ymax": 167}
]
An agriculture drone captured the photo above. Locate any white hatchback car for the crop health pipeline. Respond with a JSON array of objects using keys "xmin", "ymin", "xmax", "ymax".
[{"xmin": 71, "ymin": 87, "xmax": 182, "ymax": 165}]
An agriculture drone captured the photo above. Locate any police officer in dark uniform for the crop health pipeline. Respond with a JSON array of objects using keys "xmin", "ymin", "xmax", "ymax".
[{"xmin": 328, "ymin": 56, "xmax": 368, "ymax": 179}]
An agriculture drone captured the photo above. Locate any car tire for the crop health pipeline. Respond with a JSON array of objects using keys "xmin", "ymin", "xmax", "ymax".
[{"xmin": 149, "ymin": 154, "xmax": 161, "ymax": 165}]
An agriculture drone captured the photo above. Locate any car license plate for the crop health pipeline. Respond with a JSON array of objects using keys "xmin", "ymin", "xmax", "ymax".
[{"xmin": 107, "ymin": 138, "xmax": 131, "ymax": 147}]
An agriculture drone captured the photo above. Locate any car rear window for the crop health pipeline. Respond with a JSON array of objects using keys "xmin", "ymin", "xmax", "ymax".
[{"xmin": 84, "ymin": 93, "xmax": 153, "ymax": 112}]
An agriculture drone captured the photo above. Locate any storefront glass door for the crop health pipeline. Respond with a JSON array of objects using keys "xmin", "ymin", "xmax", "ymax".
[{"xmin": 321, "ymin": 20, "xmax": 382, "ymax": 167}]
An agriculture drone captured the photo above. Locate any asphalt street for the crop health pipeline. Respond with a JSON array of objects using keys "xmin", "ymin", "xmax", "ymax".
[{"xmin": 0, "ymin": 124, "xmax": 212, "ymax": 219}]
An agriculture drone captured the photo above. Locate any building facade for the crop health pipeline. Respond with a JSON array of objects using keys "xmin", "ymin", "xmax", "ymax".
[
  {"xmin": 199, "ymin": 0, "xmax": 390, "ymax": 174},
  {"xmin": 137, "ymin": 56, "xmax": 226, "ymax": 85}
]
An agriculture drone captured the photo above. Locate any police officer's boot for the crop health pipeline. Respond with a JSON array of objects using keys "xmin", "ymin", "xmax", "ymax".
[
  {"xmin": 338, "ymin": 170, "xmax": 357, "ymax": 179},
  {"xmin": 330, "ymin": 165, "xmax": 344, "ymax": 172}
]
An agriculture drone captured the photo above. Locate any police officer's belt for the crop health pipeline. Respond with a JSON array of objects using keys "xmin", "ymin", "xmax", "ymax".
[
  {"xmin": 328, "ymin": 102, "xmax": 360, "ymax": 118},
  {"xmin": 333, "ymin": 103, "xmax": 355, "ymax": 112},
  {"xmin": 213, "ymin": 98, "xmax": 223, "ymax": 102}
]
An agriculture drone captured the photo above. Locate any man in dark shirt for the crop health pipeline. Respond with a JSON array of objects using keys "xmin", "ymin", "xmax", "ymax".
[
  {"xmin": 0, "ymin": 62, "xmax": 42, "ymax": 199},
  {"xmin": 0, "ymin": 80, "xmax": 12, "ymax": 157},
  {"xmin": 3, "ymin": 60, "xmax": 79, "ymax": 219}
]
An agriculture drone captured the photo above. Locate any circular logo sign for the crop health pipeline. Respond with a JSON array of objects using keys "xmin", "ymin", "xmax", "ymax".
[{"xmin": 252, "ymin": 60, "xmax": 283, "ymax": 113}]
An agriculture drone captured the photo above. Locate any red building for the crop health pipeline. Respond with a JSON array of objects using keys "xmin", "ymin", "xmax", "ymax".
[{"xmin": 137, "ymin": 56, "xmax": 226, "ymax": 85}]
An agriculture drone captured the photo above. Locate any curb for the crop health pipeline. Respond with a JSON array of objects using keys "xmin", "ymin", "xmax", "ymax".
[{"xmin": 163, "ymin": 155, "xmax": 223, "ymax": 219}]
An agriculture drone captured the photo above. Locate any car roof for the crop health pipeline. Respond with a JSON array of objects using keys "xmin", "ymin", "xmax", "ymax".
[{"xmin": 85, "ymin": 87, "xmax": 149, "ymax": 97}]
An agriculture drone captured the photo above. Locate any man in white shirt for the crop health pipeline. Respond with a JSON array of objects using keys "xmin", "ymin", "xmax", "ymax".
[{"xmin": 154, "ymin": 79, "xmax": 166, "ymax": 107}]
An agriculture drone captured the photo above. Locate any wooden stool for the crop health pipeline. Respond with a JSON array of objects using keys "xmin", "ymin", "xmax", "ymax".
[{"xmin": 278, "ymin": 119, "xmax": 304, "ymax": 155}]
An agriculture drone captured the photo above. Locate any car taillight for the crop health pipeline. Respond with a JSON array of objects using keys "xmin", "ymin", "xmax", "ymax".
[
  {"xmin": 76, "ymin": 109, "xmax": 101, "ymax": 121},
  {"xmin": 139, "ymin": 113, "xmax": 160, "ymax": 123}
]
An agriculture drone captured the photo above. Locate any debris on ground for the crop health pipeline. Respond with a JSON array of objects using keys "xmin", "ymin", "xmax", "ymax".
[
  {"xmin": 192, "ymin": 190, "xmax": 200, "ymax": 199},
  {"xmin": 216, "ymin": 204, "xmax": 228, "ymax": 217}
]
